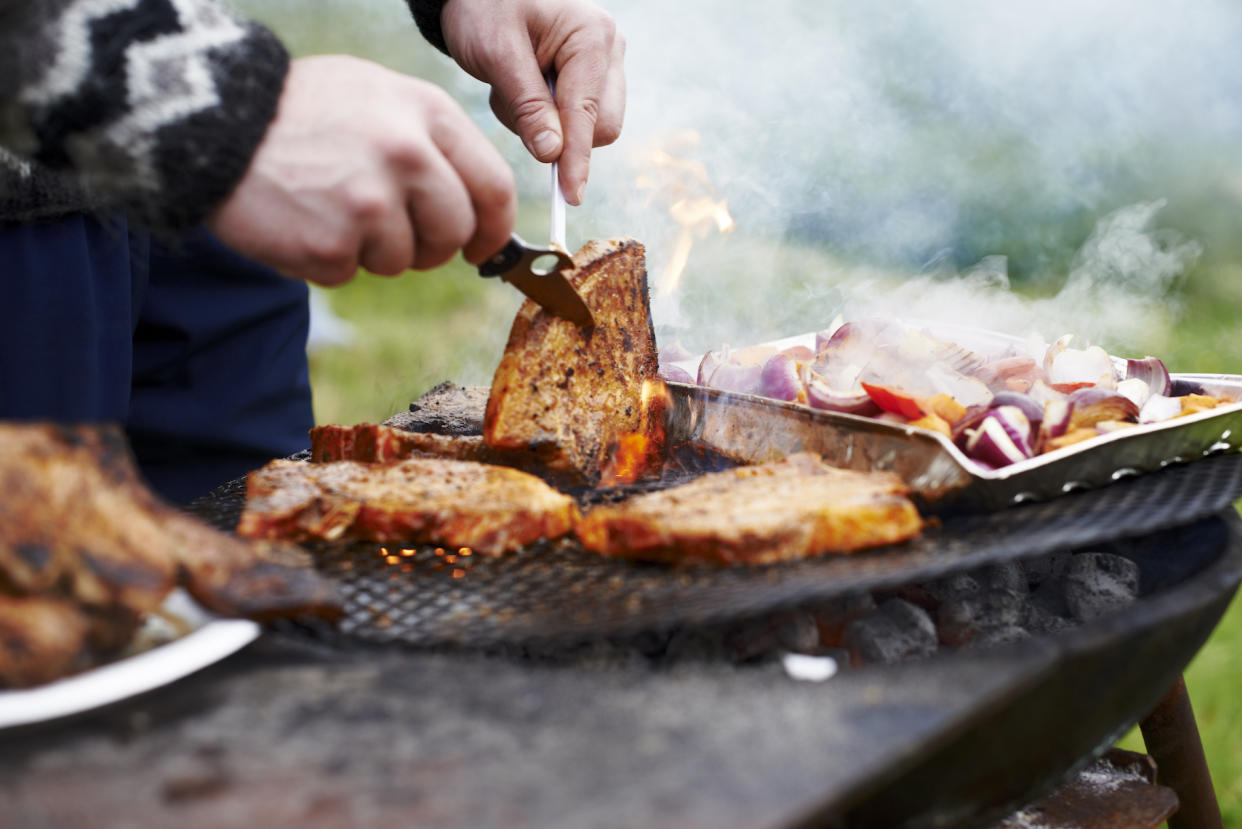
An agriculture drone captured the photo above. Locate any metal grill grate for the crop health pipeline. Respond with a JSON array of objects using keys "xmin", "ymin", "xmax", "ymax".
[{"xmin": 192, "ymin": 450, "xmax": 1242, "ymax": 649}]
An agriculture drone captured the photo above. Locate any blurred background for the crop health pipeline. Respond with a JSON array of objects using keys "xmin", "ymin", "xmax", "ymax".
[{"xmin": 236, "ymin": 0, "xmax": 1241, "ymax": 819}]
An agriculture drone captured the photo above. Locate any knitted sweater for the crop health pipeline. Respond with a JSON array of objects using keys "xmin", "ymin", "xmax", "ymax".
[{"xmin": 0, "ymin": 0, "xmax": 448, "ymax": 230}]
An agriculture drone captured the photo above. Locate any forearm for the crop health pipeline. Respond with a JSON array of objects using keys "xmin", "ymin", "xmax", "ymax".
[{"xmin": 0, "ymin": 0, "xmax": 289, "ymax": 230}]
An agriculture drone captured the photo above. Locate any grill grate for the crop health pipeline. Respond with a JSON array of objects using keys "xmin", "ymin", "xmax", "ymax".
[{"xmin": 193, "ymin": 450, "xmax": 1242, "ymax": 649}]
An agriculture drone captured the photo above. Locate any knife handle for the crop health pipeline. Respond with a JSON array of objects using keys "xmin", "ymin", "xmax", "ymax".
[
  {"xmin": 478, "ymin": 235, "xmax": 525, "ymax": 278},
  {"xmin": 478, "ymin": 233, "xmax": 573, "ymax": 279}
]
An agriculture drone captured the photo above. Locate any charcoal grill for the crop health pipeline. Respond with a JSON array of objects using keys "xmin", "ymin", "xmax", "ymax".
[{"xmin": 179, "ymin": 384, "xmax": 1242, "ymax": 828}]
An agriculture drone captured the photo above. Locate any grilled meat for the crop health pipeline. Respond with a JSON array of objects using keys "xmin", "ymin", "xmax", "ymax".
[
  {"xmin": 575, "ymin": 453, "xmax": 922, "ymax": 564},
  {"xmin": 310, "ymin": 423, "xmax": 490, "ymax": 464},
  {"xmin": 483, "ymin": 238, "xmax": 666, "ymax": 486},
  {"xmin": 0, "ymin": 423, "xmax": 342, "ymax": 687},
  {"xmin": 0, "ymin": 596, "xmax": 94, "ymax": 688},
  {"xmin": 237, "ymin": 457, "xmax": 581, "ymax": 555}
]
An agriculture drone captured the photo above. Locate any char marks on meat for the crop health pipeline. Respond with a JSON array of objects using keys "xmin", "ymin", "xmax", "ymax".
[
  {"xmin": 0, "ymin": 424, "xmax": 342, "ymax": 688},
  {"xmin": 310, "ymin": 423, "xmax": 490, "ymax": 464},
  {"xmin": 237, "ymin": 457, "xmax": 580, "ymax": 555},
  {"xmin": 575, "ymin": 453, "xmax": 922, "ymax": 565},
  {"xmin": 483, "ymin": 238, "xmax": 665, "ymax": 486}
]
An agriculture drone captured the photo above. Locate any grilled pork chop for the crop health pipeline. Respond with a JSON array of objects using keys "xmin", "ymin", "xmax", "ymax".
[
  {"xmin": 575, "ymin": 453, "xmax": 922, "ymax": 564},
  {"xmin": 310, "ymin": 423, "xmax": 490, "ymax": 464},
  {"xmin": 483, "ymin": 238, "xmax": 666, "ymax": 486},
  {"xmin": 0, "ymin": 424, "xmax": 341, "ymax": 687},
  {"xmin": 237, "ymin": 457, "xmax": 580, "ymax": 555}
]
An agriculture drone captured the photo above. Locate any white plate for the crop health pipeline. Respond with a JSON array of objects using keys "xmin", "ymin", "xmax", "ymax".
[{"xmin": 0, "ymin": 590, "xmax": 260, "ymax": 729}]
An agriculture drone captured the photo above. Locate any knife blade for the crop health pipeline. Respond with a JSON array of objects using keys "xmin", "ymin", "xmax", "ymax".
[{"xmin": 478, "ymin": 234, "xmax": 595, "ymax": 327}]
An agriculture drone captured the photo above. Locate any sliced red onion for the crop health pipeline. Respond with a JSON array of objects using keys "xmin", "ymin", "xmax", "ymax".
[
  {"xmin": 805, "ymin": 380, "xmax": 881, "ymax": 416},
  {"xmin": 659, "ymin": 363, "xmax": 694, "ymax": 384},
  {"xmin": 990, "ymin": 391, "xmax": 1043, "ymax": 426},
  {"xmin": 1139, "ymin": 394, "xmax": 1183, "ymax": 424},
  {"xmin": 813, "ymin": 315, "xmax": 847, "ymax": 354},
  {"xmin": 1066, "ymin": 387, "xmax": 1140, "ymax": 429},
  {"xmin": 952, "ymin": 404, "xmax": 992, "ymax": 447},
  {"xmin": 1170, "ymin": 378, "xmax": 1206, "ymax": 397},
  {"xmin": 964, "ymin": 407, "xmax": 1034, "ymax": 467},
  {"xmin": 1125, "ymin": 356, "xmax": 1171, "ymax": 397},
  {"xmin": 759, "ymin": 353, "xmax": 801, "ymax": 402},
  {"xmin": 1115, "ymin": 377, "xmax": 1152, "ymax": 410},
  {"xmin": 1042, "ymin": 398, "xmax": 1072, "ymax": 440},
  {"xmin": 707, "ymin": 360, "xmax": 765, "ymax": 395},
  {"xmin": 659, "ymin": 340, "xmax": 696, "ymax": 364},
  {"xmin": 697, "ymin": 348, "xmax": 724, "ymax": 386}
]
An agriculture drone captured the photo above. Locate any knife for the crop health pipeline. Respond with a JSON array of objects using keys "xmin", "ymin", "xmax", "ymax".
[{"xmin": 478, "ymin": 234, "xmax": 594, "ymax": 327}]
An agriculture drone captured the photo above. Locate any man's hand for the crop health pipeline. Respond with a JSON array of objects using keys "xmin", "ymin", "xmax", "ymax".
[
  {"xmin": 440, "ymin": 0, "xmax": 625, "ymax": 205},
  {"xmin": 207, "ymin": 55, "xmax": 517, "ymax": 286}
]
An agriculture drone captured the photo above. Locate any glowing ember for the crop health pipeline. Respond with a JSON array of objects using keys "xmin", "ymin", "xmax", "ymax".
[
  {"xmin": 458, "ymin": 547, "xmax": 473, "ymax": 557},
  {"xmin": 385, "ymin": 554, "xmax": 400, "ymax": 565},
  {"xmin": 400, "ymin": 548, "xmax": 416, "ymax": 557},
  {"xmin": 635, "ymin": 131, "xmax": 735, "ymax": 296},
  {"xmin": 451, "ymin": 569, "xmax": 465, "ymax": 579}
]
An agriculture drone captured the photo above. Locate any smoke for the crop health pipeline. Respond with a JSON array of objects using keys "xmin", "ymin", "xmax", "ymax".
[
  {"xmin": 239, "ymin": 0, "xmax": 1241, "ymax": 362},
  {"xmin": 564, "ymin": 0, "xmax": 1241, "ymax": 355}
]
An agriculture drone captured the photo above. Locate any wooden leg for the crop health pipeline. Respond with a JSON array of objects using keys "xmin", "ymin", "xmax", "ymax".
[{"xmin": 1138, "ymin": 675, "xmax": 1223, "ymax": 829}]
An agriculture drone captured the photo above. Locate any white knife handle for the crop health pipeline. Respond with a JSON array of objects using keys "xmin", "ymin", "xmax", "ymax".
[{"xmin": 547, "ymin": 73, "xmax": 567, "ymax": 250}]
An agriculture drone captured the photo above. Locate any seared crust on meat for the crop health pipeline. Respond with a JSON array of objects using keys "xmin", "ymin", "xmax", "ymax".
[
  {"xmin": 237, "ymin": 458, "xmax": 581, "ymax": 555},
  {"xmin": 311, "ymin": 423, "xmax": 490, "ymax": 464},
  {"xmin": 575, "ymin": 453, "xmax": 922, "ymax": 564},
  {"xmin": 0, "ymin": 423, "xmax": 342, "ymax": 687},
  {"xmin": 483, "ymin": 238, "xmax": 665, "ymax": 486},
  {"xmin": 0, "ymin": 596, "xmax": 94, "ymax": 688}
]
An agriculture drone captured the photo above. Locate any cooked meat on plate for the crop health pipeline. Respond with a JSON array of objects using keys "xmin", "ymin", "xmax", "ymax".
[{"xmin": 0, "ymin": 424, "xmax": 342, "ymax": 689}]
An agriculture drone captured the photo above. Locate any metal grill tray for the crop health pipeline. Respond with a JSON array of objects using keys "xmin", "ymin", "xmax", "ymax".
[
  {"xmin": 669, "ymin": 322, "xmax": 1242, "ymax": 511},
  {"xmin": 195, "ymin": 451, "xmax": 1242, "ymax": 649}
]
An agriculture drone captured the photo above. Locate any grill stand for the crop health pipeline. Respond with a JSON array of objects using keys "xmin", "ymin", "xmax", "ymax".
[{"xmin": 1139, "ymin": 675, "xmax": 1223, "ymax": 829}]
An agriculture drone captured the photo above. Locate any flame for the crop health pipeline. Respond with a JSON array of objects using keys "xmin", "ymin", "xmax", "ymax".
[
  {"xmin": 635, "ymin": 131, "xmax": 735, "ymax": 297},
  {"xmin": 602, "ymin": 433, "xmax": 654, "ymax": 486},
  {"xmin": 600, "ymin": 380, "xmax": 673, "ymax": 486}
]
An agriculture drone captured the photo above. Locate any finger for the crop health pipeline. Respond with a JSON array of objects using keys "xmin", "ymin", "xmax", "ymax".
[
  {"xmin": 404, "ymin": 152, "xmax": 477, "ymax": 271},
  {"xmin": 480, "ymin": 36, "xmax": 564, "ymax": 162},
  {"xmin": 357, "ymin": 191, "xmax": 416, "ymax": 277},
  {"xmin": 427, "ymin": 108, "xmax": 518, "ymax": 265},
  {"xmin": 593, "ymin": 32, "xmax": 626, "ymax": 148},
  {"xmin": 553, "ymin": 49, "xmax": 611, "ymax": 205}
]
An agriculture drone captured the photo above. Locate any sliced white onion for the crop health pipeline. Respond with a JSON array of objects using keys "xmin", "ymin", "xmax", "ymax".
[
  {"xmin": 1046, "ymin": 341, "xmax": 1117, "ymax": 389},
  {"xmin": 1116, "ymin": 377, "xmax": 1152, "ymax": 410},
  {"xmin": 1139, "ymin": 394, "xmax": 1183, "ymax": 424}
]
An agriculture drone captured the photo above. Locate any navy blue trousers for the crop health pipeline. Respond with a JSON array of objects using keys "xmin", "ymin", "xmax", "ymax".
[{"xmin": 0, "ymin": 214, "xmax": 313, "ymax": 504}]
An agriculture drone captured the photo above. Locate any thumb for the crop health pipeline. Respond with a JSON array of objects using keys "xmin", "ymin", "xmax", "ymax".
[{"xmin": 487, "ymin": 54, "xmax": 564, "ymax": 162}]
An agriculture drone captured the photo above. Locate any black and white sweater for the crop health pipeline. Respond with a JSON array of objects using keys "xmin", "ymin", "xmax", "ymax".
[{"xmin": 0, "ymin": 0, "xmax": 448, "ymax": 230}]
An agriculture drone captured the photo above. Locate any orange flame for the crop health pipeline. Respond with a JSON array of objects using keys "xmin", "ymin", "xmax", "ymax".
[
  {"xmin": 635, "ymin": 132, "xmax": 735, "ymax": 296},
  {"xmin": 600, "ymin": 380, "xmax": 672, "ymax": 486}
]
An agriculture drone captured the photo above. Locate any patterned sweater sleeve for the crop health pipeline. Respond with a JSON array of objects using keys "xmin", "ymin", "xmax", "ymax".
[
  {"xmin": 406, "ymin": 0, "xmax": 450, "ymax": 56},
  {"xmin": 0, "ymin": 0, "xmax": 289, "ymax": 230}
]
